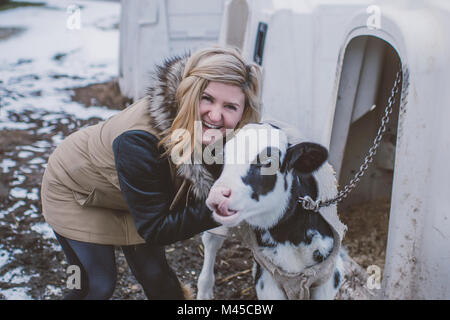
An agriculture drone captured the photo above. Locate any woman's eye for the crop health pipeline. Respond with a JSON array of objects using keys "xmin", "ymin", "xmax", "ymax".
[
  {"xmin": 225, "ymin": 105, "xmax": 237, "ymax": 111},
  {"xmin": 201, "ymin": 95, "xmax": 212, "ymax": 102}
]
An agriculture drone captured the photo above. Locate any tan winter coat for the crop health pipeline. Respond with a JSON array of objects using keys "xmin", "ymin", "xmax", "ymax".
[{"xmin": 40, "ymin": 56, "xmax": 217, "ymax": 245}]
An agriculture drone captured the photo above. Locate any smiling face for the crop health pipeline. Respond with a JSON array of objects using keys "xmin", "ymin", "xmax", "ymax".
[{"xmin": 198, "ymin": 81, "xmax": 245, "ymax": 145}]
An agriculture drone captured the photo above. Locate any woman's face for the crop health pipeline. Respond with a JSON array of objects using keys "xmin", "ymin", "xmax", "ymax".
[{"xmin": 198, "ymin": 81, "xmax": 245, "ymax": 145}]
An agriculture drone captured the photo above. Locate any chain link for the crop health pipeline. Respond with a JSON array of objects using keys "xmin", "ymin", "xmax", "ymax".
[{"xmin": 298, "ymin": 68, "xmax": 402, "ymax": 212}]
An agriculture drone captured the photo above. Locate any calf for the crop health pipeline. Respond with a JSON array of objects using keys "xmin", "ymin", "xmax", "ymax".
[{"xmin": 197, "ymin": 123, "xmax": 345, "ymax": 300}]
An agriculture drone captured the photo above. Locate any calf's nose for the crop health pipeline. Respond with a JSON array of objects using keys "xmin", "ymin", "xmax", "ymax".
[
  {"xmin": 221, "ymin": 187, "xmax": 231, "ymax": 198},
  {"xmin": 206, "ymin": 186, "xmax": 232, "ymax": 210}
]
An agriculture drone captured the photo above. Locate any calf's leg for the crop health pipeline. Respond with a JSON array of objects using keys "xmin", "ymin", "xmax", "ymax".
[
  {"xmin": 310, "ymin": 253, "xmax": 344, "ymax": 300},
  {"xmin": 197, "ymin": 226, "xmax": 228, "ymax": 299},
  {"xmin": 254, "ymin": 262, "xmax": 286, "ymax": 300}
]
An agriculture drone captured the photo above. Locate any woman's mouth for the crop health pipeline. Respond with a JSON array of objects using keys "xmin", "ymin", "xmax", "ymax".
[
  {"xmin": 202, "ymin": 121, "xmax": 223, "ymax": 130},
  {"xmin": 202, "ymin": 121, "xmax": 224, "ymax": 144}
]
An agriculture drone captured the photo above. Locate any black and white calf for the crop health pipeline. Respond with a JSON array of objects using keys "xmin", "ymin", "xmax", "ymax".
[{"xmin": 197, "ymin": 123, "xmax": 344, "ymax": 300}]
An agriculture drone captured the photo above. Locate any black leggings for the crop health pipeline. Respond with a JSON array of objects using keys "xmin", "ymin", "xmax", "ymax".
[{"xmin": 54, "ymin": 232, "xmax": 185, "ymax": 300}]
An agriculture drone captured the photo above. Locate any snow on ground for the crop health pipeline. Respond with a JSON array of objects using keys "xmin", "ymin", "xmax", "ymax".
[
  {"xmin": 1, "ymin": 286, "xmax": 33, "ymax": 300},
  {"xmin": 30, "ymin": 222, "xmax": 56, "ymax": 240},
  {"xmin": 0, "ymin": 0, "xmax": 121, "ymax": 122},
  {"xmin": 0, "ymin": 0, "xmax": 122, "ymax": 300},
  {"xmin": 0, "ymin": 159, "xmax": 16, "ymax": 173},
  {"xmin": 0, "ymin": 249, "xmax": 9, "ymax": 269}
]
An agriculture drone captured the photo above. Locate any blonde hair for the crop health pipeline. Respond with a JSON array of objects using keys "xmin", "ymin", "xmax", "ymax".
[{"xmin": 159, "ymin": 46, "xmax": 263, "ymax": 165}]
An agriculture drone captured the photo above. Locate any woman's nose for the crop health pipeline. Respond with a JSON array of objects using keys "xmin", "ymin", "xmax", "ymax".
[{"xmin": 208, "ymin": 107, "xmax": 222, "ymax": 123}]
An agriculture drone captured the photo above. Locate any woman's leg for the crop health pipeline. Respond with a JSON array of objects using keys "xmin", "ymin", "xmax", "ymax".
[
  {"xmin": 54, "ymin": 232, "xmax": 117, "ymax": 300},
  {"xmin": 121, "ymin": 243, "xmax": 185, "ymax": 300}
]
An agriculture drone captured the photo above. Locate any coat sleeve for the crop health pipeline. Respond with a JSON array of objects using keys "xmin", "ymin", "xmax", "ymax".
[{"xmin": 112, "ymin": 130, "xmax": 220, "ymax": 246}]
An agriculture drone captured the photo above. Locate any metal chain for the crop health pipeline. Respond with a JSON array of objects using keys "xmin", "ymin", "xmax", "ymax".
[{"xmin": 298, "ymin": 68, "xmax": 402, "ymax": 212}]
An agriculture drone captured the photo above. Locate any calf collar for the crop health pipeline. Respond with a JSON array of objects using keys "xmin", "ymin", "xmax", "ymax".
[{"xmin": 238, "ymin": 221, "xmax": 341, "ymax": 300}]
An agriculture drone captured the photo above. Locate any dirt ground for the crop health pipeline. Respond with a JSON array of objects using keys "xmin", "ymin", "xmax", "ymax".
[{"xmin": 0, "ymin": 79, "xmax": 390, "ymax": 300}]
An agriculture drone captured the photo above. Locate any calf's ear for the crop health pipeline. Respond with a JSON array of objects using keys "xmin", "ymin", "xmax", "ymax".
[{"xmin": 284, "ymin": 142, "xmax": 328, "ymax": 174}]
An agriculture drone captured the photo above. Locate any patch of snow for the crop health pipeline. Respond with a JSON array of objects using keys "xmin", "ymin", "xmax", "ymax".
[
  {"xmin": 41, "ymin": 114, "xmax": 63, "ymax": 122},
  {"xmin": 20, "ymin": 145, "xmax": 47, "ymax": 153},
  {"xmin": 17, "ymin": 150, "xmax": 34, "ymax": 158},
  {"xmin": 28, "ymin": 157, "xmax": 45, "ymax": 165},
  {"xmin": 36, "ymin": 126, "xmax": 56, "ymax": 135},
  {"xmin": 0, "ymin": 122, "xmax": 34, "ymax": 130},
  {"xmin": 51, "ymin": 133, "xmax": 65, "ymax": 146},
  {"xmin": 9, "ymin": 187, "xmax": 28, "ymax": 198},
  {"xmin": 11, "ymin": 174, "xmax": 26, "ymax": 186},
  {"xmin": 31, "ymin": 222, "xmax": 56, "ymax": 240},
  {"xmin": 19, "ymin": 166, "xmax": 33, "ymax": 174},
  {"xmin": 0, "ymin": 249, "xmax": 10, "ymax": 269},
  {"xmin": 27, "ymin": 188, "xmax": 40, "ymax": 201},
  {"xmin": 9, "ymin": 188, "xmax": 40, "ymax": 201},
  {"xmin": 32, "ymin": 140, "xmax": 52, "ymax": 149},
  {"xmin": 23, "ymin": 208, "xmax": 39, "ymax": 218},
  {"xmin": 0, "ymin": 200, "xmax": 26, "ymax": 219},
  {"xmin": 28, "ymin": 112, "xmax": 43, "ymax": 120},
  {"xmin": 1, "ymin": 287, "xmax": 33, "ymax": 300},
  {"xmin": 0, "ymin": 158, "xmax": 16, "ymax": 172},
  {"xmin": 12, "ymin": 248, "xmax": 23, "ymax": 255},
  {"xmin": 44, "ymin": 284, "xmax": 62, "ymax": 297},
  {"xmin": 50, "ymin": 242, "xmax": 62, "ymax": 252},
  {"xmin": 24, "ymin": 204, "xmax": 39, "ymax": 218},
  {"xmin": 0, "ymin": 267, "xmax": 32, "ymax": 284}
]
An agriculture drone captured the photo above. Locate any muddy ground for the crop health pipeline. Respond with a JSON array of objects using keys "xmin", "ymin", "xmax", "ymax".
[{"xmin": 0, "ymin": 79, "xmax": 389, "ymax": 300}]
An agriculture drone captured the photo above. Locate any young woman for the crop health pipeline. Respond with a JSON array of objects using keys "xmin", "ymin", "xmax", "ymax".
[{"xmin": 40, "ymin": 46, "xmax": 262, "ymax": 299}]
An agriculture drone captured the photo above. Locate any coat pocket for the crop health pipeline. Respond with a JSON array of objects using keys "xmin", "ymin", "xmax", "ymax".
[
  {"xmin": 72, "ymin": 188, "xmax": 129, "ymax": 211},
  {"xmin": 72, "ymin": 189, "xmax": 97, "ymax": 207}
]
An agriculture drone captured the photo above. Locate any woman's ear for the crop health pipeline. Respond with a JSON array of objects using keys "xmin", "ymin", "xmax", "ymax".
[{"xmin": 284, "ymin": 142, "xmax": 328, "ymax": 174}]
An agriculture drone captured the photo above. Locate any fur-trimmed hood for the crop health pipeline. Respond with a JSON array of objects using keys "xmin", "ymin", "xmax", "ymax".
[{"xmin": 145, "ymin": 55, "xmax": 216, "ymax": 200}]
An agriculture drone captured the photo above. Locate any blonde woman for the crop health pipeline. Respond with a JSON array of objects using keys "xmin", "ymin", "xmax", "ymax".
[{"xmin": 40, "ymin": 46, "xmax": 262, "ymax": 299}]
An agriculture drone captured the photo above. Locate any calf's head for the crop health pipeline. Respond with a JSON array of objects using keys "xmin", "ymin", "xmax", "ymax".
[{"xmin": 206, "ymin": 123, "xmax": 328, "ymax": 228}]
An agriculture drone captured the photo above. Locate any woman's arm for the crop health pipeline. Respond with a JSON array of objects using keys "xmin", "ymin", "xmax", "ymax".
[{"xmin": 113, "ymin": 130, "xmax": 219, "ymax": 246}]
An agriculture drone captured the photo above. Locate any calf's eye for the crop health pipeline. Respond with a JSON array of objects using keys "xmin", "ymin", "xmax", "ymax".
[
  {"xmin": 261, "ymin": 158, "xmax": 272, "ymax": 167},
  {"xmin": 258, "ymin": 155, "xmax": 273, "ymax": 168}
]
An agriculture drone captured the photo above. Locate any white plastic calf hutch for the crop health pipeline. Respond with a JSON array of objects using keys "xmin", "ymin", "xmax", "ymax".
[
  {"xmin": 119, "ymin": 0, "xmax": 227, "ymax": 100},
  {"xmin": 219, "ymin": 0, "xmax": 450, "ymax": 299}
]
